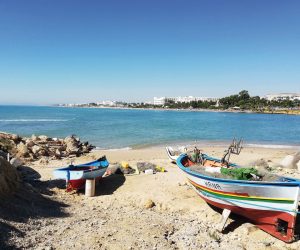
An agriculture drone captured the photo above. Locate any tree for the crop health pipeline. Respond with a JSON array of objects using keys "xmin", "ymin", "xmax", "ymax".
[{"xmin": 239, "ymin": 90, "xmax": 250, "ymax": 100}]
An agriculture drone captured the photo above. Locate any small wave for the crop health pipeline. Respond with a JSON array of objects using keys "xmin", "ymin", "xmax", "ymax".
[
  {"xmin": 0, "ymin": 119, "xmax": 69, "ymax": 122},
  {"xmin": 94, "ymin": 146, "xmax": 132, "ymax": 151},
  {"xmin": 245, "ymin": 143, "xmax": 299, "ymax": 149}
]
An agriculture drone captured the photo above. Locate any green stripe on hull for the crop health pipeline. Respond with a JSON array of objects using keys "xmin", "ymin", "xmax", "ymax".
[{"xmin": 194, "ymin": 186, "xmax": 294, "ymax": 204}]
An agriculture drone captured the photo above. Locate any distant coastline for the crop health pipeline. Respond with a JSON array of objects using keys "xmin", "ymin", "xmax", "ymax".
[
  {"xmin": 56, "ymin": 105, "xmax": 300, "ymax": 116},
  {"xmin": 55, "ymin": 90, "xmax": 300, "ymax": 115}
]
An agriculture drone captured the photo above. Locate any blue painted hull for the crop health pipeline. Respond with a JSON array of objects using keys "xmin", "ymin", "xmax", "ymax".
[{"xmin": 53, "ymin": 156, "xmax": 109, "ymax": 181}]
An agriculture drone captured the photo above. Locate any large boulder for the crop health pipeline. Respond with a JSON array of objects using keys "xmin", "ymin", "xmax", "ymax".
[
  {"xmin": 31, "ymin": 145, "xmax": 41, "ymax": 154},
  {"xmin": 0, "ymin": 158, "xmax": 20, "ymax": 197},
  {"xmin": 0, "ymin": 133, "xmax": 16, "ymax": 153},
  {"xmin": 10, "ymin": 133, "xmax": 21, "ymax": 142},
  {"xmin": 25, "ymin": 139, "xmax": 35, "ymax": 147},
  {"xmin": 31, "ymin": 134, "xmax": 39, "ymax": 141},
  {"xmin": 280, "ymin": 152, "xmax": 300, "ymax": 169},
  {"xmin": 16, "ymin": 142, "xmax": 29, "ymax": 157},
  {"xmin": 38, "ymin": 135, "xmax": 49, "ymax": 141},
  {"xmin": 10, "ymin": 157, "xmax": 24, "ymax": 168},
  {"xmin": 64, "ymin": 136, "xmax": 79, "ymax": 154}
]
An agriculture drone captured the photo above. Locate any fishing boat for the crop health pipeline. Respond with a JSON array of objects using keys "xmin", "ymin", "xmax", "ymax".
[
  {"xmin": 176, "ymin": 140, "xmax": 300, "ymax": 242},
  {"xmin": 166, "ymin": 146, "xmax": 187, "ymax": 163},
  {"xmin": 53, "ymin": 156, "xmax": 109, "ymax": 191}
]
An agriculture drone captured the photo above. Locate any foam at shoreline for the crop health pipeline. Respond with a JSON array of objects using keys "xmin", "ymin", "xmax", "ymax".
[
  {"xmin": 0, "ymin": 119, "xmax": 69, "ymax": 122},
  {"xmin": 94, "ymin": 141, "xmax": 300, "ymax": 151},
  {"xmin": 94, "ymin": 146, "xmax": 132, "ymax": 151}
]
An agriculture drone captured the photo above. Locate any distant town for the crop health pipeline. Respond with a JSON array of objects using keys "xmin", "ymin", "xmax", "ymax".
[{"xmin": 56, "ymin": 91, "xmax": 300, "ymax": 115}]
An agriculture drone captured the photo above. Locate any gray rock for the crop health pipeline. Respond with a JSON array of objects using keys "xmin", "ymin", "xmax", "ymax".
[
  {"xmin": 297, "ymin": 160, "xmax": 300, "ymax": 172},
  {"xmin": 38, "ymin": 149, "xmax": 48, "ymax": 156},
  {"xmin": 65, "ymin": 138, "xmax": 80, "ymax": 153},
  {"xmin": 281, "ymin": 152, "xmax": 300, "ymax": 169},
  {"xmin": 10, "ymin": 157, "xmax": 24, "ymax": 168},
  {"xmin": 31, "ymin": 145, "xmax": 41, "ymax": 154},
  {"xmin": 10, "ymin": 133, "xmax": 20, "ymax": 142},
  {"xmin": 55, "ymin": 148, "xmax": 62, "ymax": 157},
  {"xmin": 17, "ymin": 142, "xmax": 29, "ymax": 157},
  {"xmin": 38, "ymin": 135, "xmax": 49, "ymax": 141},
  {"xmin": 31, "ymin": 134, "xmax": 39, "ymax": 141},
  {"xmin": 26, "ymin": 139, "xmax": 35, "ymax": 147}
]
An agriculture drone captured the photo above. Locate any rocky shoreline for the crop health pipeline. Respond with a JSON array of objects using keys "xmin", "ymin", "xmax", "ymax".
[{"xmin": 0, "ymin": 132, "xmax": 95, "ymax": 166}]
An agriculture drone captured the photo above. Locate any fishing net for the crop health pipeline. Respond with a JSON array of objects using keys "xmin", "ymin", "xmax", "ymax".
[{"xmin": 220, "ymin": 167, "xmax": 259, "ymax": 180}]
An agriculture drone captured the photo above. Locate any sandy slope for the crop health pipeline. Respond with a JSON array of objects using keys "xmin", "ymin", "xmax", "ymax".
[{"xmin": 1, "ymin": 146, "xmax": 300, "ymax": 249}]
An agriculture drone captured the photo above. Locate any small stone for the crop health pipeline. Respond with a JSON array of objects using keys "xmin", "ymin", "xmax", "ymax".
[
  {"xmin": 246, "ymin": 226, "xmax": 259, "ymax": 234},
  {"xmin": 144, "ymin": 199, "xmax": 155, "ymax": 209},
  {"xmin": 38, "ymin": 157, "xmax": 49, "ymax": 165},
  {"xmin": 55, "ymin": 149, "xmax": 62, "ymax": 157}
]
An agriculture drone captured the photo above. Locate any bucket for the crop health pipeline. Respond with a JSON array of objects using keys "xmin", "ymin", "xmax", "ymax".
[{"xmin": 85, "ymin": 179, "xmax": 95, "ymax": 197}]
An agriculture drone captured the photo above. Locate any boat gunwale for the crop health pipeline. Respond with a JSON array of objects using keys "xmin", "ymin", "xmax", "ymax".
[
  {"xmin": 176, "ymin": 154, "xmax": 300, "ymax": 187},
  {"xmin": 54, "ymin": 164, "xmax": 108, "ymax": 172}
]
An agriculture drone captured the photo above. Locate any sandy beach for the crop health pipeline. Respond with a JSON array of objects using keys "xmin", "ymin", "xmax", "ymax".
[{"xmin": 1, "ymin": 145, "xmax": 300, "ymax": 249}]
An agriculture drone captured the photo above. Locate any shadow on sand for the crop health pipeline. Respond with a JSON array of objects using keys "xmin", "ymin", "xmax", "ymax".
[
  {"xmin": 95, "ymin": 174, "xmax": 126, "ymax": 196},
  {"xmin": 208, "ymin": 203, "xmax": 300, "ymax": 241},
  {"xmin": 0, "ymin": 166, "xmax": 69, "ymax": 249},
  {"xmin": 207, "ymin": 203, "xmax": 247, "ymax": 234}
]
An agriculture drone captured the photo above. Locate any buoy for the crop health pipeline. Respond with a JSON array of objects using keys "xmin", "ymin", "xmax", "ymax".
[{"xmin": 85, "ymin": 179, "xmax": 95, "ymax": 197}]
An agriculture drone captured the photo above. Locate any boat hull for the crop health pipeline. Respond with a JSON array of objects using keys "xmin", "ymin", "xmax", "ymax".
[
  {"xmin": 53, "ymin": 157, "xmax": 109, "ymax": 191},
  {"xmin": 66, "ymin": 168, "xmax": 107, "ymax": 191},
  {"xmin": 198, "ymin": 186, "xmax": 297, "ymax": 242},
  {"xmin": 176, "ymin": 154, "xmax": 300, "ymax": 242},
  {"xmin": 166, "ymin": 146, "xmax": 185, "ymax": 163}
]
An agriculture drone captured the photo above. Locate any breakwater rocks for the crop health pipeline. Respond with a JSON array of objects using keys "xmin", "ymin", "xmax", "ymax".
[{"xmin": 0, "ymin": 132, "xmax": 95, "ymax": 162}]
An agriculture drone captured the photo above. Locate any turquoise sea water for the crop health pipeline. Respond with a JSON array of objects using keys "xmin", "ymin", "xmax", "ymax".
[{"xmin": 0, "ymin": 106, "xmax": 299, "ymax": 149}]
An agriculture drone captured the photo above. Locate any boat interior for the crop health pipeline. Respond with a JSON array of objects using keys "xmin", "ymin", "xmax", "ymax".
[{"xmin": 182, "ymin": 155, "xmax": 286, "ymax": 182}]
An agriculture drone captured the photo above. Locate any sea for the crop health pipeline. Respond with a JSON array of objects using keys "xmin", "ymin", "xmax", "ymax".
[{"xmin": 0, "ymin": 105, "xmax": 299, "ymax": 150}]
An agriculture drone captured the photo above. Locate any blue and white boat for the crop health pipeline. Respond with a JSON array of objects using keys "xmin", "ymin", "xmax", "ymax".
[
  {"xmin": 176, "ymin": 152, "xmax": 300, "ymax": 242},
  {"xmin": 53, "ymin": 156, "xmax": 109, "ymax": 191}
]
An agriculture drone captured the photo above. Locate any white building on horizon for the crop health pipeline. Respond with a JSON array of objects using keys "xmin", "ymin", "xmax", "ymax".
[
  {"xmin": 96, "ymin": 100, "xmax": 117, "ymax": 106},
  {"xmin": 265, "ymin": 93, "xmax": 300, "ymax": 101},
  {"xmin": 153, "ymin": 96, "xmax": 219, "ymax": 105},
  {"xmin": 153, "ymin": 97, "xmax": 166, "ymax": 105}
]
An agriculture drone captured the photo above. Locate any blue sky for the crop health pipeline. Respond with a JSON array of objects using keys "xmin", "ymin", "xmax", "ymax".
[{"xmin": 0, "ymin": 0, "xmax": 299, "ymax": 104}]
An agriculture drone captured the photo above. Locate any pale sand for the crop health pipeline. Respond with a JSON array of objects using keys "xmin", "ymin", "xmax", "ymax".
[{"xmin": 2, "ymin": 146, "xmax": 300, "ymax": 249}]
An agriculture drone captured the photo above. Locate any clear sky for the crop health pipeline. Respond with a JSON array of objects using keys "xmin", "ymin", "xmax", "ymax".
[{"xmin": 0, "ymin": 0, "xmax": 299, "ymax": 104}]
